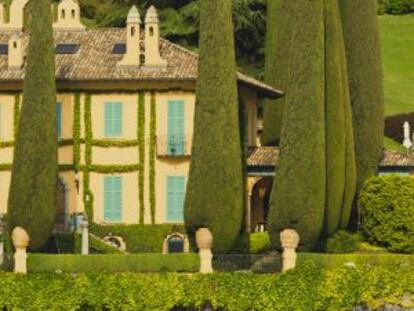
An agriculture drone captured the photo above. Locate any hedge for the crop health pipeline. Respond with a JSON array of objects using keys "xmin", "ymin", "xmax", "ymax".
[
  {"xmin": 359, "ymin": 176, "xmax": 414, "ymax": 253},
  {"xmin": 90, "ymin": 224, "xmax": 186, "ymax": 253},
  {"xmin": 0, "ymin": 263, "xmax": 412, "ymax": 310},
  {"xmin": 28, "ymin": 254, "xmax": 199, "ymax": 273}
]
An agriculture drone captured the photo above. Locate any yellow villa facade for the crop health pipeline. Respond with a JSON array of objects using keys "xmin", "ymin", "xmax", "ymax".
[{"xmin": 0, "ymin": 0, "xmax": 282, "ymax": 229}]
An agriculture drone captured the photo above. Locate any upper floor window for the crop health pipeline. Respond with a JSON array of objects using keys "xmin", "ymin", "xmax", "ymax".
[
  {"xmin": 104, "ymin": 102, "xmax": 123, "ymax": 138},
  {"xmin": 167, "ymin": 100, "xmax": 185, "ymax": 155}
]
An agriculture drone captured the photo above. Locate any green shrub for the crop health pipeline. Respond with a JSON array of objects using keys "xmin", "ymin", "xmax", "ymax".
[
  {"xmin": 324, "ymin": 231, "xmax": 360, "ymax": 253},
  {"xmin": 28, "ymin": 254, "xmax": 199, "ymax": 273},
  {"xmin": 385, "ymin": 0, "xmax": 414, "ymax": 14},
  {"xmin": 90, "ymin": 224, "xmax": 186, "ymax": 253},
  {"xmin": 359, "ymin": 176, "xmax": 414, "ymax": 253},
  {"xmin": 232, "ymin": 232, "xmax": 271, "ymax": 254},
  {"xmin": 0, "ymin": 263, "xmax": 412, "ymax": 310}
]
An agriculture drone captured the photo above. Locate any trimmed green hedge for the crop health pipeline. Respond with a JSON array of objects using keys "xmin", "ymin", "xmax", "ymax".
[
  {"xmin": 324, "ymin": 230, "xmax": 360, "ymax": 253},
  {"xmin": 298, "ymin": 253, "xmax": 414, "ymax": 269},
  {"xmin": 90, "ymin": 224, "xmax": 186, "ymax": 253},
  {"xmin": 0, "ymin": 263, "xmax": 412, "ymax": 310},
  {"xmin": 28, "ymin": 254, "xmax": 199, "ymax": 273},
  {"xmin": 359, "ymin": 176, "xmax": 414, "ymax": 253}
]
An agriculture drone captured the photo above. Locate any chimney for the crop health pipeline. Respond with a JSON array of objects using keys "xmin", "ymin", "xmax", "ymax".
[
  {"xmin": 8, "ymin": 34, "xmax": 24, "ymax": 71},
  {"xmin": 118, "ymin": 6, "xmax": 141, "ymax": 67},
  {"xmin": 6, "ymin": 0, "xmax": 28, "ymax": 31},
  {"xmin": 144, "ymin": 6, "xmax": 167, "ymax": 68},
  {"xmin": 53, "ymin": 0, "xmax": 85, "ymax": 31},
  {"xmin": 0, "ymin": 4, "xmax": 5, "ymax": 26}
]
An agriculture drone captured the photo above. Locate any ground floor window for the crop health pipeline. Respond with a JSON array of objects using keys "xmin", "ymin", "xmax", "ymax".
[
  {"xmin": 104, "ymin": 176, "xmax": 123, "ymax": 222},
  {"xmin": 166, "ymin": 176, "xmax": 185, "ymax": 222}
]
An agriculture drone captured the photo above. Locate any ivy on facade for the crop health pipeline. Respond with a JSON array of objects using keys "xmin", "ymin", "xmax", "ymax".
[
  {"xmin": 138, "ymin": 92, "xmax": 146, "ymax": 224},
  {"xmin": 150, "ymin": 92, "xmax": 157, "ymax": 224}
]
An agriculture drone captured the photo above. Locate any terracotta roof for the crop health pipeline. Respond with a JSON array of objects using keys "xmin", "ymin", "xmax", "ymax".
[
  {"xmin": 247, "ymin": 146, "xmax": 414, "ymax": 172},
  {"xmin": 0, "ymin": 28, "xmax": 282, "ymax": 98}
]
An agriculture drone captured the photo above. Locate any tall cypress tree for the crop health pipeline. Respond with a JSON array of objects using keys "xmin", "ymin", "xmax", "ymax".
[
  {"xmin": 8, "ymin": 0, "xmax": 57, "ymax": 250},
  {"xmin": 323, "ymin": 0, "xmax": 356, "ymax": 236},
  {"xmin": 268, "ymin": 0, "xmax": 357, "ymax": 247},
  {"xmin": 268, "ymin": 0, "xmax": 326, "ymax": 249},
  {"xmin": 184, "ymin": 0, "xmax": 243, "ymax": 253},
  {"xmin": 338, "ymin": 0, "xmax": 384, "ymax": 191},
  {"xmin": 261, "ymin": 0, "xmax": 288, "ymax": 146}
]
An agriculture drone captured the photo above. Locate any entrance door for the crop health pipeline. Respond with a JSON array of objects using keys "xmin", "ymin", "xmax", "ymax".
[{"xmin": 55, "ymin": 179, "xmax": 66, "ymax": 230}]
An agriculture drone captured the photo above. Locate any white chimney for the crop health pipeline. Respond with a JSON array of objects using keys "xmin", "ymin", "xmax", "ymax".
[
  {"xmin": 53, "ymin": 0, "xmax": 85, "ymax": 31},
  {"xmin": 8, "ymin": 34, "xmax": 24, "ymax": 71},
  {"xmin": 144, "ymin": 5, "xmax": 167, "ymax": 68},
  {"xmin": 4, "ymin": 0, "xmax": 29, "ymax": 31},
  {"xmin": 403, "ymin": 121, "xmax": 412, "ymax": 150},
  {"xmin": 0, "ymin": 4, "xmax": 5, "ymax": 26},
  {"xmin": 118, "ymin": 6, "xmax": 141, "ymax": 67}
]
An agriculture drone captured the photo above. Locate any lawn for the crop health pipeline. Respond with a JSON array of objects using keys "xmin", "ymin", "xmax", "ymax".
[{"xmin": 379, "ymin": 14, "xmax": 414, "ymax": 116}]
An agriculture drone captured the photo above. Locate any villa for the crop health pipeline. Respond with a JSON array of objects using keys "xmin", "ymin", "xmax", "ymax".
[{"xmin": 0, "ymin": 0, "xmax": 412, "ymax": 235}]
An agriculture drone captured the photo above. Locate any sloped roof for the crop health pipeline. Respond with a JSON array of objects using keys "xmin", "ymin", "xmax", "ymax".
[
  {"xmin": 0, "ymin": 28, "xmax": 282, "ymax": 98},
  {"xmin": 247, "ymin": 146, "xmax": 414, "ymax": 173}
]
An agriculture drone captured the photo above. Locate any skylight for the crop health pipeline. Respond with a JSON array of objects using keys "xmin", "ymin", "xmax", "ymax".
[{"xmin": 55, "ymin": 44, "xmax": 80, "ymax": 54}]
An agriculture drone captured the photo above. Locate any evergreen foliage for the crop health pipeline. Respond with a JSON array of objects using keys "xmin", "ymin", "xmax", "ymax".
[
  {"xmin": 184, "ymin": 0, "xmax": 243, "ymax": 252},
  {"xmin": 268, "ymin": 0, "xmax": 357, "ymax": 248},
  {"xmin": 7, "ymin": 0, "xmax": 57, "ymax": 251},
  {"xmin": 268, "ymin": 0, "xmax": 326, "ymax": 250},
  {"xmin": 338, "ymin": 0, "xmax": 385, "ymax": 192},
  {"xmin": 261, "ymin": 0, "xmax": 289, "ymax": 145}
]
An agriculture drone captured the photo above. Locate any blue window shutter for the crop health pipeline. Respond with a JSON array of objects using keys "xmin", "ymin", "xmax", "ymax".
[
  {"xmin": 104, "ymin": 102, "xmax": 123, "ymax": 138},
  {"xmin": 104, "ymin": 176, "xmax": 123, "ymax": 222},
  {"xmin": 167, "ymin": 100, "xmax": 185, "ymax": 155},
  {"xmin": 166, "ymin": 176, "xmax": 185, "ymax": 222},
  {"xmin": 56, "ymin": 102, "xmax": 62, "ymax": 139}
]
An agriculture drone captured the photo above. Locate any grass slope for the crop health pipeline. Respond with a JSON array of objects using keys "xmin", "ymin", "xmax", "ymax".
[{"xmin": 380, "ymin": 14, "xmax": 414, "ymax": 116}]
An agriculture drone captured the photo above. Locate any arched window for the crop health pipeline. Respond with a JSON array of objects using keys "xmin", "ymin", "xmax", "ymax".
[
  {"xmin": 131, "ymin": 26, "xmax": 136, "ymax": 37},
  {"xmin": 71, "ymin": 9, "xmax": 76, "ymax": 19},
  {"xmin": 13, "ymin": 41, "xmax": 17, "ymax": 49},
  {"xmin": 167, "ymin": 235, "xmax": 184, "ymax": 253},
  {"xmin": 61, "ymin": 9, "xmax": 65, "ymax": 19},
  {"xmin": 140, "ymin": 54, "xmax": 145, "ymax": 66},
  {"xmin": 149, "ymin": 27, "xmax": 154, "ymax": 37}
]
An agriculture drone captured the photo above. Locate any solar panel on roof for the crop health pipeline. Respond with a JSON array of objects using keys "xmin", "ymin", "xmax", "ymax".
[
  {"xmin": 112, "ymin": 43, "xmax": 126, "ymax": 54},
  {"xmin": 0, "ymin": 44, "xmax": 8, "ymax": 55},
  {"xmin": 55, "ymin": 44, "xmax": 80, "ymax": 54}
]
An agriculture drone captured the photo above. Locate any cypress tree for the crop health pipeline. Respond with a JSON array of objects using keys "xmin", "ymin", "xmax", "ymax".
[
  {"xmin": 338, "ymin": 0, "xmax": 384, "ymax": 191},
  {"xmin": 268, "ymin": 0, "xmax": 326, "ymax": 249},
  {"xmin": 8, "ymin": 0, "xmax": 57, "ymax": 250},
  {"xmin": 323, "ymin": 0, "xmax": 356, "ymax": 236},
  {"xmin": 184, "ymin": 0, "xmax": 243, "ymax": 253},
  {"xmin": 261, "ymin": 0, "xmax": 289, "ymax": 146}
]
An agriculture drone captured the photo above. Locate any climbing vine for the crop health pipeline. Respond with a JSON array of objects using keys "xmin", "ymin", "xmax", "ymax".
[
  {"xmin": 13, "ymin": 93, "xmax": 20, "ymax": 140},
  {"xmin": 150, "ymin": 92, "xmax": 157, "ymax": 224},
  {"xmin": 138, "ymin": 92, "xmax": 146, "ymax": 224},
  {"xmin": 73, "ymin": 93, "xmax": 81, "ymax": 171},
  {"xmin": 83, "ymin": 94, "xmax": 94, "ymax": 220}
]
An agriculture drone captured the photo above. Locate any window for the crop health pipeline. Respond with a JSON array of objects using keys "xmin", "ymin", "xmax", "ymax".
[
  {"xmin": 104, "ymin": 176, "xmax": 123, "ymax": 222},
  {"xmin": 56, "ymin": 102, "xmax": 62, "ymax": 139},
  {"xmin": 104, "ymin": 102, "xmax": 123, "ymax": 138},
  {"xmin": 166, "ymin": 176, "xmax": 185, "ymax": 222},
  {"xmin": 149, "ymin": 27, "xmax": 154, "ymax": 37},
  {"xmin": 71, "ymin": 9, "xmax": 76, "ymax": 19},
  {"xmin": 167, "ymin": 100, "xmax": 185, "ymax": 155},
  {"xmin": 61, "ymin": 9, "xmax": 65, "ymax": 19}
]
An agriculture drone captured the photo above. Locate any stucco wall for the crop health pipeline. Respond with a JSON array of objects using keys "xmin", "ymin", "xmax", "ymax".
[{"xmin": 0, "ymin": 89, "xmax": 259, "ymax": 225}]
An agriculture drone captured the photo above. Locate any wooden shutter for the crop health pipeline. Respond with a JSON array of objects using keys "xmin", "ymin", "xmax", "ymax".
[
  {"xmin": 104, "ymin": 102, "xmax": 123, "ymax": 137},
  {"xmin": 56, "ymin": 102, "xmax": 62, "ymax": 139},
  {"xmin": 167, "ymin": 100, "xmax": 185, "ymax": 155},
  {"xmin": 104, "ymin": 176, "xmax": 123, "ymax": 222},
  {"xmin": 166, "ymin": 176, "xmax": 185, "ymax": 222}
]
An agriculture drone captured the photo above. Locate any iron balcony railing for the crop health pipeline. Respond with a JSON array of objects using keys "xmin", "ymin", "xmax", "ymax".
[{"xmin": 157, "ymin": 135, "xmax": 191, "ymax": 157}]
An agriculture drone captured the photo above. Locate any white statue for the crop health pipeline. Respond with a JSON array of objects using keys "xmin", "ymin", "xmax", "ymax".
[{"xmin": 403, "ymin": 122, "xmax": 412, "ymax": 150}]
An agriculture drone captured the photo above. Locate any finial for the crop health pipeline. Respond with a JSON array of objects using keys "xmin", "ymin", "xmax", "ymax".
[
  {"xmin": 145, "ymin": 5, "xmax": 159, "ymax": 24},
  {"xmin": 127, "ymin": 5, "xmax": 141, "ymax": 24}
]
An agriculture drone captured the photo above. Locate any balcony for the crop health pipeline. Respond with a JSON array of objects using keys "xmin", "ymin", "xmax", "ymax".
[{"xmin": 157, "ymin": 135, "xmax": 191, "ymax": 157}]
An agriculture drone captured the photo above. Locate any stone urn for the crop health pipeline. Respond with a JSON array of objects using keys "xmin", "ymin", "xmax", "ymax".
[
  {"xmin": 280, "ymin": 229, "xmax": 300, "ymax": 249},
  {"xmin": 11, "ymin": 227, "xmax": 29, "ymax": 249},
  {"xmin": 196, "ymin": 228, "xmax": 213, "ymax": 250}
]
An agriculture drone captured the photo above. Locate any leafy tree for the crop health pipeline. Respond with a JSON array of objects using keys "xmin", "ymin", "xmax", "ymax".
[
  {"xmin": 338, "ymin": 0, "xmax": 384, "ymax": 192},
  {"xmin": 8, "ymin": 0, "xmax": 58, "ymax": 251},
  {"xmin": 184, "ymin": 0, "xmax": 243, "ymax": 252}
]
